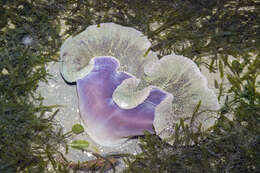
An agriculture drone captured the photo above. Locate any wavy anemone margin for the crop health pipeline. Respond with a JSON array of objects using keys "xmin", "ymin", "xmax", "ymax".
[{"xmin": 60, "ymin": 23, "xmax": 220, "ymax": 146}]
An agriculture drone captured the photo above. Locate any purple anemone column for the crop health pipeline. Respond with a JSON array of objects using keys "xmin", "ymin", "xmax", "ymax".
[{"xmin": 76, "ymin": 57, "xmax": 167, "ymax": 146}]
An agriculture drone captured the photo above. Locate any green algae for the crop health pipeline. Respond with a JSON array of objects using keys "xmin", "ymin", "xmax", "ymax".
[
  {"xmin": 71, "ymin": 124, "xmax": 85, "ymax": 135},
  {"xmin": 69, "ymin": 140, "xmax": 89, "ymax": 150}
]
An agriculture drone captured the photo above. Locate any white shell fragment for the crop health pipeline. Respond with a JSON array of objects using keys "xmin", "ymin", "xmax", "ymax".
[{"xmin": 60, "ymin": 23, "xmax": 157, "ymax": 82}]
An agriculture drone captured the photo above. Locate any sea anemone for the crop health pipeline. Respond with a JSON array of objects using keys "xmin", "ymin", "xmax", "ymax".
[{"xmin": 60, "ymin": 23, "xmax": 219, "ymax": 146}]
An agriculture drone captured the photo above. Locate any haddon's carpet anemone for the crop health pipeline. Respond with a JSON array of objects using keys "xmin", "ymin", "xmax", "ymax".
[{"xmin": 60, "ymin": 23, "xmax": 220, "ymax": 146}]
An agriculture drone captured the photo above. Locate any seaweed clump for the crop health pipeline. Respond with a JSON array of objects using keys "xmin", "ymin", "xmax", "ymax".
[{"xmin": 0, "ymin": 0, "xmax": 68, "ymax": 172}]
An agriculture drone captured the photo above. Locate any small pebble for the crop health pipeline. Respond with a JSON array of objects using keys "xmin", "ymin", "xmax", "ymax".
[
  {"xmin": 1, "ymin": 68, "xmax": 9, "ymax": 75},
  {"xmin": 22, "ymin": 35, "xmax": 33, "ymax": 46}
]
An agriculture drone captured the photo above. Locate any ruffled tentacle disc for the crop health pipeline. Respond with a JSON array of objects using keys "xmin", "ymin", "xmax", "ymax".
[
  {"xmin": 60, "ymin": 23, "xmax": 157, "ymax": 83},
  {"xmin": 60, "ymin": 23, "xmax": 220, "ymax": 146},
  {"xmin": 144, "ymin": 54, "xmax": 220, "ymax": 143}
]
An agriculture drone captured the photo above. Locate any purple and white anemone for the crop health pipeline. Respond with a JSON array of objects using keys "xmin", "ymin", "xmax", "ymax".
[{"xmin": 60, "ymin": 23, "xmax": 220, "ymax": 146}]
